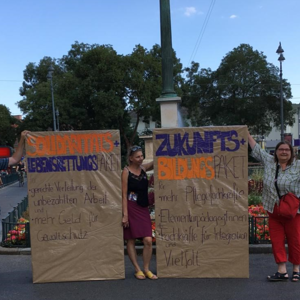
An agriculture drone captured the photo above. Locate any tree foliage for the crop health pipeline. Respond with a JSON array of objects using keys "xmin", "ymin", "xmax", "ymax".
[
  {"xmin": 0, "ymin": 105, "xmax": 18, "ymax": 146},
  {"xmin": 182, "ymin": 44, "xmax": 293, "ymax": 136},
  {"xmin": 18, "ymin": 42, "xmax": 294, "ymax": 147},
  {"xmin": 19, "ymin": 44, "xmax": 127, "ymax": 132},
  {"xmin": 18, "ymin": 42, "xmax": 183, "ymax": 152}
]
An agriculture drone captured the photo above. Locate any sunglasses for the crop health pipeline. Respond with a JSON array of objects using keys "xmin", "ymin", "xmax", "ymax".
[{"xmin": 129, "ymin": 146, "xmax": 142, "ymax": 154}]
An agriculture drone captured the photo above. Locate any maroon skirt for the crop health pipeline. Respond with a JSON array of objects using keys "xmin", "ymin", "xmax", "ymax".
[{"xmin": 123, "ymin": 200, "xmax": 152, "ymax": 240}]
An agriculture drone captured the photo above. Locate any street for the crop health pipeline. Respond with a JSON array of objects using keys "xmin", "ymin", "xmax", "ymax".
[
  {"xmin": 1, "ymin": 253, "xmax": 300, "ymax": 300},
  {"xmin": 1, "ymin": 179, "xmax": 300, "ymax": 300}
]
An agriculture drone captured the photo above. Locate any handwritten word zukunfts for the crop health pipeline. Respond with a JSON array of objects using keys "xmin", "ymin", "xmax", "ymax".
[{"xmin": 156, "ymin": 130, "xmax": 242, "ymax": 157}]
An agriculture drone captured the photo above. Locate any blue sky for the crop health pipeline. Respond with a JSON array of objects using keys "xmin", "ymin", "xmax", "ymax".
[{"xmin": 1, "ymin": 0, "xmax": 299, "ymax": 116}]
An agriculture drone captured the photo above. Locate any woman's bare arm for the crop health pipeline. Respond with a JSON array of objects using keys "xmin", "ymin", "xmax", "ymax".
[
  {"xmin": 8, "ymin": 131, "xmax": 30, "ymax": 166},
  {"xmin": 248, "ymin": 130, "xmax": 256, "ymax": 150},
  {"xmin": 142, "ymin": 161, "xmax": 153, "ymax": 172},
  {"xmin": 121, "ymin": 168, "xmax": 129, "ymax": 228}
]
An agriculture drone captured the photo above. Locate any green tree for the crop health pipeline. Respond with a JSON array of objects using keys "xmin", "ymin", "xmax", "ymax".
[
  {"xmin": 18, "ymin": 43, "xmax": 128, "ymax": 132},
  {"xmin": 0, "ymin": 105, "xmax": 18, "ymax": 146},
  {"xmin": 181, "ymin": 62, "xmax": 216, "ymax": 126},
  {"xmin": 182, "ymin": 44, "xmax": 293, "ymax": 136},
  {"xmin": 123, "ymin": 44, "xmax": 161, "ymax": 148},
  {"xmin": 122, "ymin": 44, "xmax": 183, "ymax": 149},
  {"xmin": 60, "ymin": 42, "xmax": 128, "ymax": 131},
  {"xmin": 18, "ymin": 42, "xmax": 184, "ymax": 155},
  {"xmin": 18, "ymin": 57, "xmax": 61, "ymax": 131}
]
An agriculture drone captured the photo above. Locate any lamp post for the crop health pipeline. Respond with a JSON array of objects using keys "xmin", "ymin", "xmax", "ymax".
[
  {"xmin": 47, "ymin": 65, "xmax": 57, "ymax": 131},
  {"xmin": 276, "ymin": 42, "xmax": 285, "ymax": 142}
]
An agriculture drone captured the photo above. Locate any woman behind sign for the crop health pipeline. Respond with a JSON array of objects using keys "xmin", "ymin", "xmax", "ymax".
[
  {"xmin": 248, "ymin": 132, "xmax": 300, "ymax": 282},
  {"xmin": 122, "ymin": 145, "xmax": 157, "ymax": 280}
]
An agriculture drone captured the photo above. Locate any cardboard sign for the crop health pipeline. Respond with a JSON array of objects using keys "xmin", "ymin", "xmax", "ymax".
[
  {"xmin": 26, "ymin": 131, "xmax": 124, "ymax": 283},
  {"xmin": 153, "ymin": 126, "xmax": 249, "ymax": 278}
]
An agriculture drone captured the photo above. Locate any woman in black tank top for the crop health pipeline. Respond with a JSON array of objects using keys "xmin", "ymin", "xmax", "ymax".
[{"xmin": 122, "ymin": 145, "xmax": 157, "ymax": 280}]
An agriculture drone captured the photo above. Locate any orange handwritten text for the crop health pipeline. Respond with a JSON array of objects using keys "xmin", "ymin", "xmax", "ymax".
[
  {"xmin": 157, "ymin": 157, "xmax": 215, "ymax": 180},
  {"xmin": 27, "ymin": 133, "xmax": 114, "ymax": 157}
]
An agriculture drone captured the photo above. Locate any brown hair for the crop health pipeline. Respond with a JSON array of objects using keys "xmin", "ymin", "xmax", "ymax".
[{"xmin": 274, "ymin": 141, "xmax": 294, "ymax": 165}]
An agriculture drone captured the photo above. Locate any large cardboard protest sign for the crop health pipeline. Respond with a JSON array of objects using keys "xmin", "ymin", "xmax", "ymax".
[
  {"xmin": 154, "ymin": 126, "xmax": 249, "ymax": 278},
  {"xmin": 26, "ymin": 131, "xmax": 124, "ymax": 283}
]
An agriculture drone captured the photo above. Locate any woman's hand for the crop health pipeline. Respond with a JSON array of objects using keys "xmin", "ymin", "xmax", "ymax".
[
  {"xmin": 21, "ymin": 130, "xmax": 31, "ymax": 138},
  {"xmin": 122, "ymin": 215, "xmax": 129, "ymax": 228}
]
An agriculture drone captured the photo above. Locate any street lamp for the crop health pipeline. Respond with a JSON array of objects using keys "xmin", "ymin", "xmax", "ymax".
[
  {"xmin": 276, "ymin": 42, "xmax": 285, "ymax": 142},
  {"xmin": 47, "ymin": 65, "xmax": 57, "ymax": 131}
]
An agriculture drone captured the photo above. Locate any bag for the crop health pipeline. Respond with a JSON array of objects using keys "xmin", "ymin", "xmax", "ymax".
[
  {"xmin": 274, "ymin": 165, "xmax": 300, "ymax": 219},
  {"xmin": 278, "ymin": 192, "xmax": 300, "ymax": 219}
]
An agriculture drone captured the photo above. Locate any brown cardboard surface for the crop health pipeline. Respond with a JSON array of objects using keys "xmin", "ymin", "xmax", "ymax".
[
  {"xmin": 26, "ymin": 131, "xmax": 124, "ymax": 283},
  {"xmin": 153, "ymin": 126, "xmax": 249, "ymax": 278}
]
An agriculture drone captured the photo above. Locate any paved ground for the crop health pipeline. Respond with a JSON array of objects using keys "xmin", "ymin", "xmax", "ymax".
[
  {"xmin": 1, "ymin": 179, "xmax": 299, "ymax": 300},
  {"xmin": 1, "ymin": 254, "xmax": 300, "ymax": 300}
]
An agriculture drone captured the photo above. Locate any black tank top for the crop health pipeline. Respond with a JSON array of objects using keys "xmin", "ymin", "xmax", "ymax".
[{"xmin": 127, "ymin": 168, "xmax": 149, "ymax": 207}]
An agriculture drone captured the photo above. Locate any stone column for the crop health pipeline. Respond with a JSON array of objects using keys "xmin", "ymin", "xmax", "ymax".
[
  {"xmin": 157, "ymin": 0, "xmax": 182, "ymax": 128},
  {"xmin": 160, "ymin": 0, "xmax": 177, "ymax": 97},
  {"xmin": 143, "ymin": 0, "xmax": 182, "ymax": 162}
]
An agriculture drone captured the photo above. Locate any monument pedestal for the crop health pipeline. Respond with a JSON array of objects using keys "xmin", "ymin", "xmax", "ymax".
[{"xmin": 156, "ymin": 96, "xmax": 182, "ymax": 128}]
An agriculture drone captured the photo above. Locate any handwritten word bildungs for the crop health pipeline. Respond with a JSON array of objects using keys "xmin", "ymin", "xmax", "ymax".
[{"xmin": 158, "ymin": 157, "xmax": 215, "ymax": 180}]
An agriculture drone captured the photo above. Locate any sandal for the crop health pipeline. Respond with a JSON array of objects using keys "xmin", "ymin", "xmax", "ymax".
[
  {"xmin": 144, "ymin": 270, "xmax": 158, "ymax": 280},
  {"xmin": 267, "ymin": 272, "xmax": 289, "ymax": 281},
  {"xmin": 292, "ymin": 272, "xmax": 300, "ymax": 282},
  {"xmin": 134, "ymin": 271, "xmax": 146, "ymax": 280}
]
